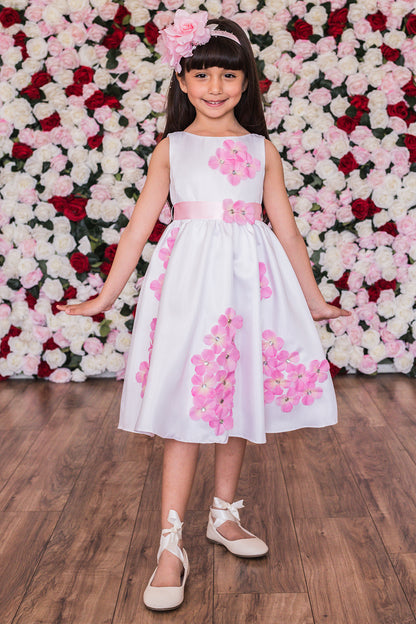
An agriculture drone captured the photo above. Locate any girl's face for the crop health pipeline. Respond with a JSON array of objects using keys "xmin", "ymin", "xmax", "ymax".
[{"xmin": 177, "ymin": 66, "xmax": 247, "ymax": 123}]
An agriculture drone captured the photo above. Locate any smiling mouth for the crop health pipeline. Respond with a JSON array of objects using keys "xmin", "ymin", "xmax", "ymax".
[{"xmin": 204, "ymin": 99, "xmax": 226, "ymax": 106}]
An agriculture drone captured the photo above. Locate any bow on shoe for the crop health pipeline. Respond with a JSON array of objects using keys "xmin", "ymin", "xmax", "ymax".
[
  {"xmin": 157, "ymin": 509, "xmax": 184, "ymax": 563},
  {"xmin": 212, "ymin": 497, "xmax": 244, "ymax": 523}
]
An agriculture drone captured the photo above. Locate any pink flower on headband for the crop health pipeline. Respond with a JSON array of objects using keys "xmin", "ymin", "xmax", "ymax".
[{"xmin": 157, "ymin": 10, "xmax": 211, "ymax": 73}]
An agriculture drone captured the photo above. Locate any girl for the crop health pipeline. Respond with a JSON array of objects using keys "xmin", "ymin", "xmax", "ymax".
[{"xmin": 58, "ymin": 11, "xmax": 349, "ymax": 612}]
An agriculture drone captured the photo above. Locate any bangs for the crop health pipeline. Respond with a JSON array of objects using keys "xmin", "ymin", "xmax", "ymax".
[{"xmin": 180, "ymin": 36, "xmax": 246, "ymax": 73}]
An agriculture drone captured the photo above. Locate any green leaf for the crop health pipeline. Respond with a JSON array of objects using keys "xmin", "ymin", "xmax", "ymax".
[{"xmin": 99, "ymin": 319, "xmax": 112, "ymax": 338}]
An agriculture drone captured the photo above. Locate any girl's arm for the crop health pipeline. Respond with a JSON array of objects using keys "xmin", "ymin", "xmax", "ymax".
[
  {"xmin": 57, "ymin": 137, "xmax": 170, "ymax": 316},
  {"xmin": 263, "ymin": 140, "xmax": 350, "ymax": 321}
]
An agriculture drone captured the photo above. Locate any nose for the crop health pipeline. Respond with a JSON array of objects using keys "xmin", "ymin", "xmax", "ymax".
[{"xmin": 208, "ymin": 75, "xmax": 222, "ymax": 94}]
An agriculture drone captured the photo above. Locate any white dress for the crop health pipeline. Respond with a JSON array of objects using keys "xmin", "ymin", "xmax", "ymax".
[{"xmin": 119, "ymin": 131, "xmax": 337, "ymax": 444}]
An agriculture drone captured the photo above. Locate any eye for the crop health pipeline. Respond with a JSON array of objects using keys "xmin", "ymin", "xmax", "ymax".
[
  {"xmin": 224, "ymin": 72, "xmax": 237, "ymax": 78},
  {"xmin": 194, "ymin": 72, "xmax": 207, "ymax": 78}
]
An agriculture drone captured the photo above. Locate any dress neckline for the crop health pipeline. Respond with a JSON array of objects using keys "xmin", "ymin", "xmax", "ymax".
[{"xmin": 182, "ymin": 131, "xmax": 250, "ymax": 139}]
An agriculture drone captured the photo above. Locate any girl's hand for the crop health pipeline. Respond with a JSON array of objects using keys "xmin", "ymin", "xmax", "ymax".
[
  {"xmin": 56, "ymin": 296, "xmax": 111, "ymax": 317},
  {"xmin": 310, "ymin": 303, "xmax": 351, "ymax": 322}
]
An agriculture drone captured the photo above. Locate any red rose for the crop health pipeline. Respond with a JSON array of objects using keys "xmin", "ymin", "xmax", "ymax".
[
  {"xmin": 14, "ymin": 31, "xmax": 26, "ymax": 46},
  {"xmin": 402, "ymin": 80, "xmax": 416, "ymax": 96},
  {"xmin": 0, "ymin": 337, "xmax": 10, "ymax": 357},
  {"xmin": 104, "ymin": 244, "xmax": 118, "ymax": 262},
  {"xmin": 404, "ymin": 134, "xmax": 416, "ymax": 150},
  {"xmin": 44, "ymin": 337, "xmax": 59, "ymax": 350},
  {"xmin": 380, "ymin": 44, "xmax": 400, "ymax": 62},
  {"xmin": 63, "ymin": 285, "xmax": 77, "ymax": 300},
  {"xmin": 20, "ymin": 85, "xmax": 41, "ymax": 100},
  {"xmin": 334, "ymin": 271, "xmax": 350, "ymax": 290},
  {"xmin": 329, "ymin": 362, "xmax": 341, "ymax": 377},
  {"xmin": 351, "ymin": 199, "xmax": 369, "ymax": 220},
  {"xmin": 87, "ymin": 134, "xmax": 103, "ymax": 149},
  {"xmin": 368, "ymin": 284, "xmax": 381, "ymax": 302},
  {"xmin": 144, "ymin": 21, "xmax": 159, "ymax": 45},
  {"xmin": 73, "ymin": 66, "xmax": 94, "ymax": 84},
  {"xmin": 148, "ymin": 221, "xmax": 167, "ymax": 243},
  {"xmin": 100, "ymin": 261, "xmax": 112, "ymax": 275},
  {"xmin": 0, "ymin": 7, "xmax": 21, "ymax": 27},
  {"xmin": 38, "ymin": 361, "xmax": 53, "ymax": 378},
  {"xmin": 48, "ymin": 195, "xmax": 66, "ymax": 213},
  {"xmin": 26, "ymin": 292, "xmax": 37, "ymax": 309},
  {"xmin": 327, "ymin": 8, "xmax": 348, "ymax": 37},
  {"xmin": 291, "ymin": 18, "xmax": 313, "ymax": 41},
  {"xmin": 70, "ymin": 252, "xmax": 90, "ymax": 273},
  {"xmin": 350, "ymin": 95, "xmax": 369, "ymax": 112},
  {"xmin": 12, "ymin": 142, "xmax": 33, "ymax": 160},
  {"xmin": 9, "ymin": 326, "xmax": 21, "ymax": 338},
  {"xmin": 387, "ymin": 101, "xmax": 409, "ymax": 120},
  {"xmin": 31, "ymin": 71, "xmax": 52, "ymax": 87},
  {"xmin": 330, "ymin": 296, "xmax": 341, "ymax": 308},
  {"xmin": 65, "ymin": 84, "xmax": 83, "ymax": 97},
  {"xmin": 102, "ymin": 29, "xmax": 125, "ymax": 49},
  {"xmin": 259, "ymin": 78, "xmax": 272, "ymax": 94},
  {"xmin": 64, "ymin": 196, "xmax": 87, "ymax": 222},
  {"xmin": 39, "ymin": 112, "xmax": 61, "ymax": 131},
  {"xmin": 338, "ymin": 152, "xmax": 358, "ymax": 175},
  {"xmin": 85, "ymin": 90, "xmax": 105, "ymax": 110},
  {"xmin": 378, "ymin": 221, "xmax": 398, "ymax": 237},
  {"xmin": 405, "ymin": 13, "xmax": 416, "ymax": 35},
  {"xmin": 336, "ymin": 115, "xmax": 359, "ymax": 133},
  {"xmin": 114, "ymin": 4, "xmax": 131, "ymax": 26},
  {"xmin": 104, "ymin": 95, "xmax": 121, "ymax": 109},
  {"xmin": 366, "ymin": 10, "xmax": 387, "ymax": 31},
  {"xmin": 367, "ymin": 198, "xmax": 381, "ymax": 217},
  {"xmin": 378, "ymin": 279, "xmax": 397, "ymax": 292}
]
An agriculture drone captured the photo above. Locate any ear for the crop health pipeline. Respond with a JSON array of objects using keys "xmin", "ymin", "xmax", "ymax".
[
  {"xmin": 243, "ymin": 77, "xmax": 248, "ymax": 92},
  {"xmin": 176, "ymin": 73, "xmax": 188, "ymax": 93}
]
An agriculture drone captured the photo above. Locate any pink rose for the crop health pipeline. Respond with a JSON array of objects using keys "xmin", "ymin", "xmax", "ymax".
[
  {"xmin": 0, "ymin": 118, "xmax": 12, "ymax": 137},
  {"xmin": 52, "ymin": 329, "xmax": 71, "ymax": 348},
  {"xmin": 250, "ymin": 11, "xmax": 269, "ymax": 35},
  {"xmin": 397, "ymin": 216, "xmax": 416, "ymax": 236},
  {"xmin": 316, "ymin": 37, "xmax": 336, "ymax": 54},
  {"xmin": 98, "ymin": 2, "xmax": 118, "ymax": 20},
  {"xmin": 83, "ymin": 337, "xmax": 104, "ymax": 355},
  {"xmin": 90, "ymin": 184, "xmax": 111, "ymax": 202},
  {"xmin": 324, "ymin": 67, "xmax": 345, "ymax": 87},
  {"xmin": 49, "ymin": 368, "xmax": 72, "ymax": 383},
  {"xmin": 0, "ymin": 33, "xmax": 13, "ymax": 54},
  {"xmin": 143, "ymin": 0, "xmax": 160, "ymax": 8},
  {"xmin": 289, "ymin": 78, "xmax": 309, "ymax": 98},
  {"xmin": 221, "ymin": 0, "xmax": 239, "ymax": 18},
  {"xmin": 309, "ymin": 88, "xmax": 332, "ymax": 106},
  {"xmin": 313, "ymin": 144, "xmax": 331, "ymax": 160},
  {"xmin": 19, "ymin": 238, "xmax": 36, "ymax": 257},
  {"xmin": 346, "ymin": 73, "xmax": 368, "ymax": 95},
  {"xmin": 0, "ymin": 303, "xmax": 11, "ymax": 319},
  {"xmin": 21, "ymin": 268, "xmax": 43, "ymax": 288},
  {"xmin": 296, "ymin": 154, "xmax": 316, "ymax": 174},
  {"xmin": 94, "ymin": 107, "xmax": 112, "ymax": 124},
  {"xmin": 351, "ymin": 146, "xmax": 371, "ymax": 165},
  {"xmin": 348, "ymin": 325, "xmax": 364, "ymax": 345},
  {"xmin": 293, "ymin": 40, "xmax": 315, "ymax": 58},
  {"xmin": 290, "ymin": 1, "xmax": 307, "ymax": 17},
  {"xmin": 357, "ymin": 302, "xmax": 377, "ymax": 322},
  {"xmin": 385, "ymin": 340, "xmax": 405, "ymax": 357},
  {"xmin": 355, "ymin": 288, "xmax": 369, "ymax": 305},
  {"xmin": 107, "ymin": 329, "xmax": 119, "ymax": 345},
  {"xmin": 387, "ymin": 116, "xmax": 407, "ymax": 133},
  {"xmin": 148, "ymin": 92, "xmax": 166, "ymax": 114},
  {"xmin": 53, "ymin": 175, "xmax": 73, "ymax": 197},
  {"xmin": 22, "ymin": 354, "xmax": 41, "ymax": 376},
  {"xmin": 338, "ymin": 41, "xmax": 356, "ymax": 57},
  {"xmin": 163, "ymin": 0, "xmax": 183, "ymax": 9},
  {"xmin": 86, "ymin": 24, "xmax": 108, "ymax": 43},
  {"xmin": 329, "ymin": 317, "xmax": 348, "ymax": 335},
  {"xmin": 119, "ymin": 151, "xmax": 145, "ymax": 171},
  {"xmin": 153, "ymin": 11, "xmax": 175, "ymax": 30},
  {"xmin": 337, "ymin": 205, "xmax": 354, "ymax": 222},
  {"xmin": 33, "ymin": 326, "xmax": 52, "ymax": 342},
  {"xmin": 358, "ymin": 355, "xmax": 377, "ymax": 374},
  {"xmin": 353, "ymin": 19, "xmax": 372, "ymax": 39}
]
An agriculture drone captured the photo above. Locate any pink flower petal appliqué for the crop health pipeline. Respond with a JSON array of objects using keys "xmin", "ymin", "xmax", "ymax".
[
  {"xmin": 208, "ymin": 139, "xmax": 260, "ymax": 186},
  {"xmin": 190, "ymin": 308, "xmax": 243, "ymax": 436},
  {"xmin": 259, "ymin": 262, "xmax": 272, "ymax": 299},
  {"xmin": 262, "ymin": 329, "xmax": 329, "ymax": 412},
  {"xmin": 136, "ymin": 317, "xmax": 157, "ymax": 398}
]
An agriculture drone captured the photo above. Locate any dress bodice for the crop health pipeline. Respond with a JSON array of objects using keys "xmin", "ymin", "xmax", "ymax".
[{"xmin": 168, "ymin": 131, "xmax": 265, "ymax": 205}]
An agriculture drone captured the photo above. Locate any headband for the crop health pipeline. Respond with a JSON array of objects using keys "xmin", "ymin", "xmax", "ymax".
[{"xmin": 157, "ymin": 10, "xmax": 241, "ymax": 73}]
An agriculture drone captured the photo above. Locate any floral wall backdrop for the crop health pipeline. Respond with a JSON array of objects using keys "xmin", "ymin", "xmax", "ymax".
[{"xmin": 0, "ymin": 0, "xmax": 415, "ymax": 383}]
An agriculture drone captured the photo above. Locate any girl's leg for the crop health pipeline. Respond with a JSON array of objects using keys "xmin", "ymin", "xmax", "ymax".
[
  {"xmin": 151, "ymin": 438, "xmax": 199, "ymax": 587},
  {"xmin": 213, "ymin": 436, "xmax": 253, "ymax": 540}
]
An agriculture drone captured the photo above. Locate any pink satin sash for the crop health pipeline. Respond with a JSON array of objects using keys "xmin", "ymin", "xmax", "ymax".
[{"xmin": 174, "ymin": 201, "xmax": 262, "ymax": 221}]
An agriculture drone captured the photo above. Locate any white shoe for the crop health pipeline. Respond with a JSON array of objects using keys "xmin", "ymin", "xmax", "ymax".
[
  {"xmin": 143, "ymin": 509, "xmax": 190, "ymax": 611},
  {"xmin": 206, "ymin": 496, "xmax": 268, "ymax": 558}
]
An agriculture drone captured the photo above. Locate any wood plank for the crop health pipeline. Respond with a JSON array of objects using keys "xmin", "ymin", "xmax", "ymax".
[
  {"xmin": 113, "ymin": 510, "xmax": 212, "ymax": 624},
  {"xmin": 335, "ymin": 425, "xmax": 416, "ymax": 553},
  {"xmin": 0, "ymin": 379, "xmax": 29, "ymax": 414},
  {"xmin": 214, "ymin": 593, "xmax": 314, "ymax": 624},
  {"xmin": 0, "ymin": 428, "xmax": 39, "ymax": 482},
  {"xmin": 0, "ymin": 511, "xmax": 60, "ymax": 624},
  {"xmin": 0, "ymin": 407, "xmax": 101, "ymax": 511},
  {"xmin": 296, "ymin": 517, "xmax": 415, "ymax": 624},
  {"xmin": 0, "ymin": 380, "xmax": 69, "ymax": 430},
  {"xmin": 278, "ymin": 427, "xmax": 367, "ymax": 518},
  {"xmin": 334, "ymin": 375, "xmax": 386, "ymax": 427},
  {"xmin": 213, "ymin": 439, "xmax": 306, "ymax": 594},
  {"xmin": 391, "ymin": 553, "xmax": 416, "ymax": 616}
]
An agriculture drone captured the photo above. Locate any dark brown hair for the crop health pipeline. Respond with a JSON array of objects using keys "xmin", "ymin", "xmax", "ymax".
[{"xmin": 162, "ymin": 17, "xmax": 269, "ymax": 139}]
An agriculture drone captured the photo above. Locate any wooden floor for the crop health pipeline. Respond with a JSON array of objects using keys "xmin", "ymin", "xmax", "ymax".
[{"xmin": 1, "ymin": 374, "xmax": 416, "ymax": 623}]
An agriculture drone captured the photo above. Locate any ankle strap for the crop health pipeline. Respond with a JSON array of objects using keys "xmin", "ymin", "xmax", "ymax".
[
  {"xmin": 210, "ymin": 497, "xmax": 244, "ymax": 528},
  {"xmin": 157, "ymin": 509, "xmax": 185, "ymax": 564}
]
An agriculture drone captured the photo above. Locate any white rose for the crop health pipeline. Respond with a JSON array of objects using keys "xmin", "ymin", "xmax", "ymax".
[
  {"xmin": 384, "ymin": 30, "xmax": 406, "ymax": 48},
  {"xmin": 367, "ymin": 68, "xmax": 384, "ymax": 88},
  {"xmin": 259, "ymin": 46, "xmax": 279, "ymax": 65},
  {"xmin": 316, "ymin": 325, "xmax": 335, "ymax": 348},
  {"xmin": 69, "ymin": 336, "xmax": 85, "ymax": 355},
  {"xmin": 295, "ymin": 216, "xmax": 310, "ymax": 237},
  {"xmin": 205, "ymin": 0, "xmax": 222, "ymax": 16},
  {"xmin": 307, "ymin": 230, "xmax": 323, "ymax": 251},
  {"xmin": 363, "ymin": 32, "xmax": 383, "ymax": 50},
  {"xmin": 133, "ymin": 100, "xmax": 152, "ymax": 122},
  {"xmin": 293, "ymin": 196, "xmax": 312, "ymax": 215},
  {"xmin": 315, "ymin": 160, "xmax": 338, "ymax": 179},
  {"xmin": 304, "ymin": 5, "xmax": 327, "ymax": 25},
  {"xmin": 34, "ymin": 203, "xmax": 55, "ymax": 222},
  {"xmin": 26, "ymin": 37, "xmax": 48, "ymax": 60},
  {"xmin": 102, "ymin": 136, "xmax": 122, "ymax": 155},
  {"xmin": 41, "ymin": 278, "xmax": 64, "ymax": 301},
  {"xmin": 2, "ymin": 99, "xmax": 35, "ymax": 129},
  {"xmin": 68, "ymin": 0, "xmax": 90, "ymax": 12},
  {"xmin": 240, "ymin": 0, "xmax": 258, "ymax": 9},
  {"xmin": 319, "ymin": 281, "xmax": 338, "ymax": 301},
  {"xmin": 3, "ymin": 249, "xmax": 21, "ymax": 276},
  {"xmin": 142, "ymin": 242, "xmax": 156, "ymax": 262},
  {"xmin": 394, "ymin": 353, "xmax": 413, "ymax": 374},
  {"xmin": 0, "ymin": 82, "xmax": 16, "ymax": 103},
  {"xmin": 348, "ymin": 346, "xmax": 364, "ymax": 369},
  {"xmin": 54, "ymin": 234, "xmax": 76, "ymax": 255},
  {"xmin": 128, "ymin": 7, "xmax": 150, "ymax": 26},
  {"xmin": 378, "ymin": 300, "xmax": 395, "ymax": 319},
  {"xmin": 44, "ymin": 348, "xmax": 67, "ymax": 369},
  {"xmin": 301, "ymin": 128, "xmax": 322, "ymax": 151},
  {"xmin": 282, "ymin": 166, "xmax": 303, "ymax": 191},
  {"xmin": 340, "ymin": 291, "xmax": 356, "ymax": 309},
  {"xmin": 71, "ymin": 164, "xmax": 91, "ymax": 185},
  {"xmin": 348, "ymin": 173, "xmax": 371, "ymax": 199},
  {"xmin": 45, "ymin": 257, "xmax": 69, "ymax": 280},
  {"xmin": 386, "ymin": 317, "xmax": 408, "ymax": 338},
  {"xmin": 53, "ymin": 217, "xmax": 71, "ymax": 234},
  {"xmin": 368, "ymin": 343, "xmax": 387, "ymax": 363},
  {"xmin": 101, "ymin": 155, "xmax": 120, "ymax": 175},
  {"xmin": 328, "ymin": 343, "xmax": 352, "ymax": 368},
  {"xmin": 321, "ymin": 248, "xmax": 344, "ymax": 280},
  {"xmin": 328, "ymin": 138, "xmax": 350, "ymax": 159},
  {"xmin": 103, "ymin": 114, "xmax": 123, "ymax": 134},
  {"xmin": 102, "ymin": 228, "xmax": 121, "ymax": 245},
  {"xmin": 106, "ymin": 352, "xmax": 125, "ymax": 372},
  {"xmin": 43, "ymin": 4, "xmax": 64, "ymax": 24},
  {"xmin": 348, "ymin": 4, "xmax": 370, "ymax": 21},
  {"xmin": 8, "ymin": 336, "xmax": 28, "ymax": 356},
  {"xmin": 18, "ymin": 257, "xmax": 37, "ymax": 275},
  {"xmin": 372, "ymin": 187, "xmax": 394, "ymax": 210},
  {"xmin": 6, "ymin": 352, "xmax": 24, "ymax": 374},
  {"xmin": 101, "ymin": 200, "xmax": 121, "ymax": 222},
  {"xmin": 274, "ymin": 31, "xmax": 294, "ymax": 52},
  {"xmin": 361, "ymin": 329, "xmax": 380, "ymax": 350},
  {"xmin": 72, "ymin": 369, "xmax": 87, "ymax": 382},
  {"xmin": 80, "ymin": 354, "xmax": 107, "ymax": 375},
  {"xmin": 300, "ymin": 61, "xmax": 320, "ymax": 83},
  {"xmin": 317, "ymin": 52, "xmax": 337, "ymax": 72},
  {"xmin": 115, "ymin": 332, "xmax": 131, "ymax": 352}
]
